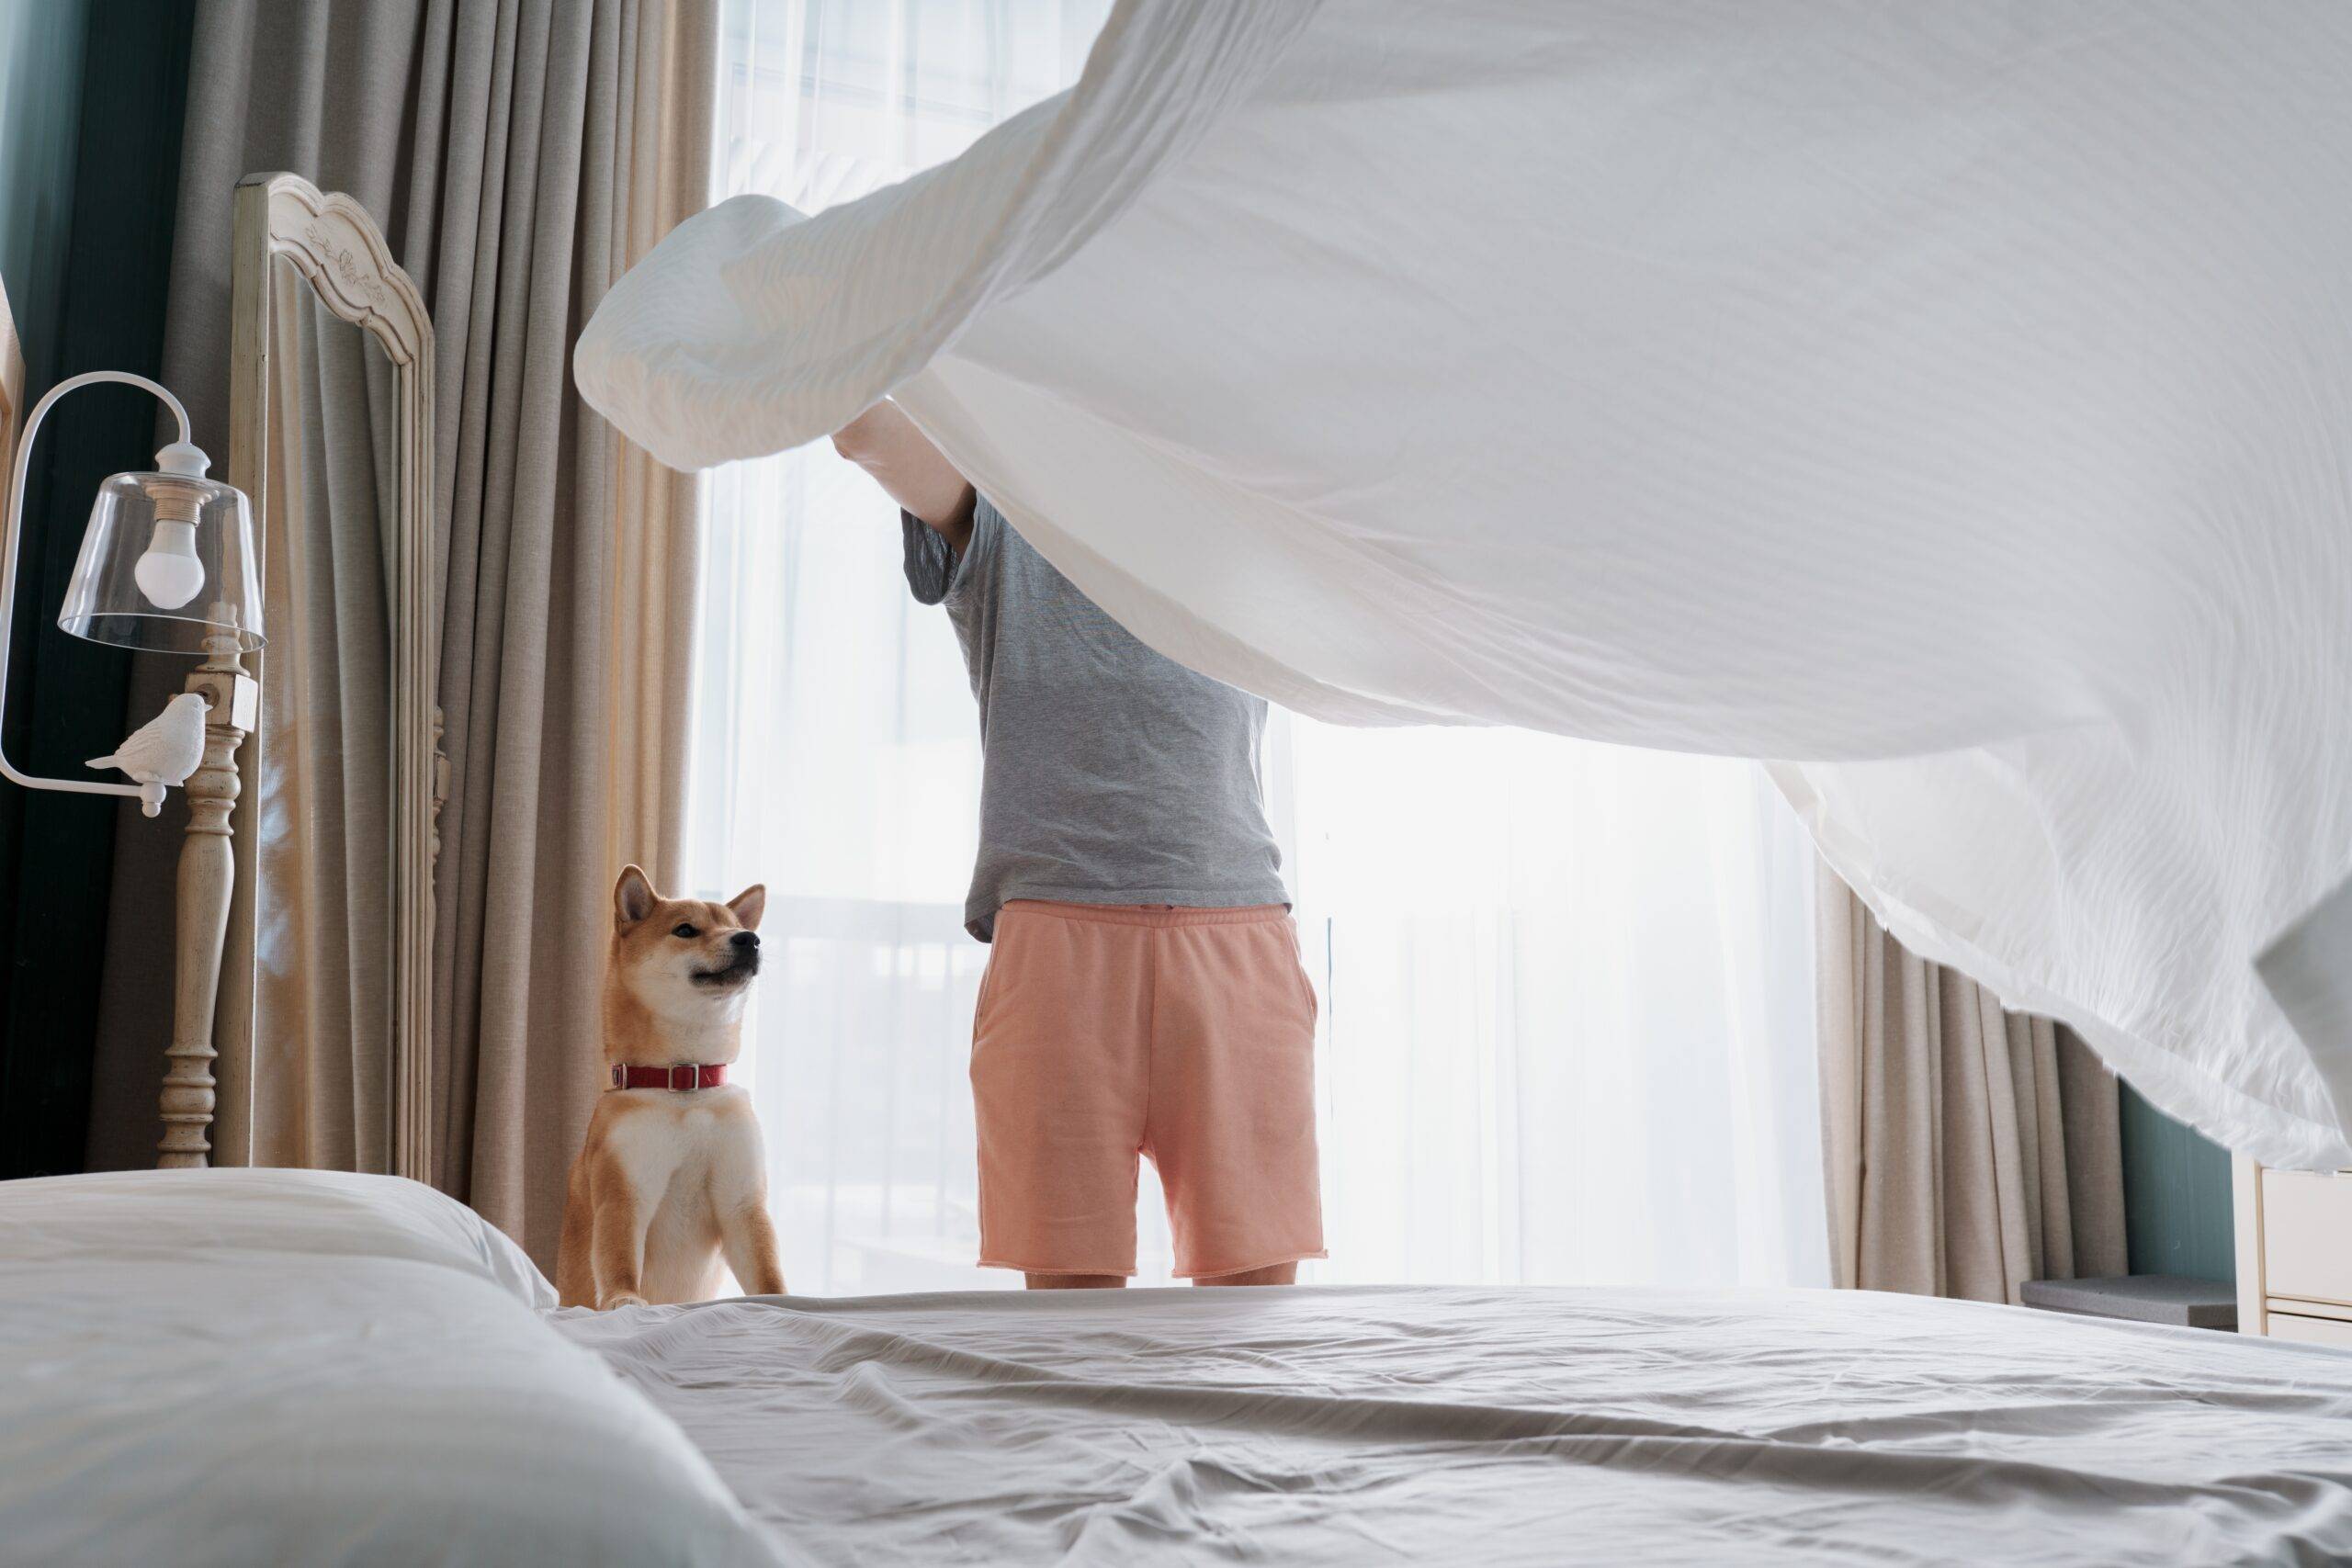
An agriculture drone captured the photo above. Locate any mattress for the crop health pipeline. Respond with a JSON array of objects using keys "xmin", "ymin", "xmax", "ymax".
[
  {"xmin": 556, "ymin": 1282, "xmax": 2352, "ymax": 1565},
  {"xmin": 15, "ymin": 1169, "xmax": 2351, "ymax": 1562}
]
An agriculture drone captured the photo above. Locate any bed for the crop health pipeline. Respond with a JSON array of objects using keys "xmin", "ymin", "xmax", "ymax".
[{"xmin": 6, "ymin": 1169, "xmax": 2352, "ymax": 1564}]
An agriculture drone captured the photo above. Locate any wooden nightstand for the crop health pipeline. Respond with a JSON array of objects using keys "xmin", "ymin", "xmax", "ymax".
[{"xmin": 2233, "ymin": 1156, "xmax": 2352, "ymax": 1345}]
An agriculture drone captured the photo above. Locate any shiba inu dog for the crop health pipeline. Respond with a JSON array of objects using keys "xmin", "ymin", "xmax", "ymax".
[{"xmin": 556, "ymin": 865, "xmax": 786, "ymax": 1308}]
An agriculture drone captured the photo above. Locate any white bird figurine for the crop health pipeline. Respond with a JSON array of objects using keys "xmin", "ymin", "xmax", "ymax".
[{"xmin": 88, "ymin": 691, "xmax": 209, "ymax": 817}]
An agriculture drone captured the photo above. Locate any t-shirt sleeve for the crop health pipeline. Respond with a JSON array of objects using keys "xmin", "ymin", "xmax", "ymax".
[
  {"xmin": 899, "ymin": 495, "xmax": 997, "ymax": 606},
  {"xmin": 901, "ymin": 510, "xmax": 957, "ymax": 604}
]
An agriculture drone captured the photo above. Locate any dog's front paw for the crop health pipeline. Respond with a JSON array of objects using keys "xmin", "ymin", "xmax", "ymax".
[{"xmin": 599, "ymin": 1291, "xmax": 649, "ymax": 1311}]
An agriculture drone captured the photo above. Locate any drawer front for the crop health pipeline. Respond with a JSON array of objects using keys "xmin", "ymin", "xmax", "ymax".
[
  {"xmin": 2267, "ymin": 1311, "xmax": 2352, "ymax": 1348},
  {"xmin": 2261, "ymin": 1170, "xmax": 2352, "ymax": 1306}
]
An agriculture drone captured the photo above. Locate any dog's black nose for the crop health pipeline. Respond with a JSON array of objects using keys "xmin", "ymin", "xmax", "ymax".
[{"xmin": 730, "ymin": 931, "xmax": 760, "ymax": 950}]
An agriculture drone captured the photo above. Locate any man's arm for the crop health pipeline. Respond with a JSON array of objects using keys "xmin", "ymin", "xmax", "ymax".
[{"xmin": 831, "ymin": 400, "xmax": 977, "ymax": 554}]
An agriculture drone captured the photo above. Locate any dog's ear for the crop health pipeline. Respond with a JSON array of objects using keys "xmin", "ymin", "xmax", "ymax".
[
  {"xmin": 726, "ymin": 884, "xmax": 765, "ymax": 931},
  {"xmin": 615, "ymin": 864, "xmax": 657, "ymax": 927}
]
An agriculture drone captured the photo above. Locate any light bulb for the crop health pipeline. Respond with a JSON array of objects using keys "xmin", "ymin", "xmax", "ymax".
[{"xmin": 133, "ymin": 519, "xmax": 206, "ymax": 610}]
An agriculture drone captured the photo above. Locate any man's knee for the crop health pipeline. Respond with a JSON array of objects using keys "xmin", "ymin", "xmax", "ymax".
[{"xmin": 1024, "ymin": 1272, "xmax": 1128, "ymax": 1291}]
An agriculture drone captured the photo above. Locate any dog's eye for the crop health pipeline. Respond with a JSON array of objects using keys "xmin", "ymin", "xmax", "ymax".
[{"xmin": 671, "ymin": 923, "xmax": 699, "ymax": 939}]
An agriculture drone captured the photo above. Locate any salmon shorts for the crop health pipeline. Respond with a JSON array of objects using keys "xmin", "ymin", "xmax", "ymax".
[{"xmin": 970, "ymin": 900, "xmax": 1326, "ymax": 1279}]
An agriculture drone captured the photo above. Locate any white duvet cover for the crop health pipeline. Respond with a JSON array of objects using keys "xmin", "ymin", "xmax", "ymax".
[
  {"xmin": 0, "ymin": 1170, "xmax": 779, "ymax": 1567},
  {"xmin": 560, "ymin": 1283, "xmax": 2352, "ymax": 1565},
  {"xmin": 575, "ymin": 1, "xmax": 2352, "ymax": 1168}
]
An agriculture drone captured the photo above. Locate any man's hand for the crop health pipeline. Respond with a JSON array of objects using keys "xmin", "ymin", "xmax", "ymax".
[{"xmin": 831, "ymin": 400, "xmax": 977, "ymax": 552}]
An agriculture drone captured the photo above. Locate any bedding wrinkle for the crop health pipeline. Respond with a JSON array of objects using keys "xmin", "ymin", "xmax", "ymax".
[{"xmin": 1057, "ymin": 1456, "xmax": 1263, "ymax": 1561}]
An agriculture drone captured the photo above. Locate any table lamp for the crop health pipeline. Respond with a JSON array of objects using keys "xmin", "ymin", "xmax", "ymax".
[{"xmin": 0, "ymin": 370, "xmax": 265, "ymax": 815}]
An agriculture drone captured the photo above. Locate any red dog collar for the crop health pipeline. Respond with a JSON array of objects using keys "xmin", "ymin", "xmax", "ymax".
[{"xmin": 608, "ymin": 1063, "xmax": 728, "ymax": 1092}]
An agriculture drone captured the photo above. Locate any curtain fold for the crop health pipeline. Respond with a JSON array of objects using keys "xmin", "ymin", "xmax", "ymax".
[
  {"xmin": 88, "ymin": 0, "xmax": 714, "ymax": 1268},
  {"xmin": 1817, "ymin": 861, "xmax": 2127, "ymax": 1302},
  {"xmin": 605, "ymin": 0, "xmax": 713, "ymax": 888}
]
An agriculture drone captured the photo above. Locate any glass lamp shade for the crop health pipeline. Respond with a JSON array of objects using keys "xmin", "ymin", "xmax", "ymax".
[{"xmin": 56, "ymin": 469, "xmax": 265, "ymax": 653}]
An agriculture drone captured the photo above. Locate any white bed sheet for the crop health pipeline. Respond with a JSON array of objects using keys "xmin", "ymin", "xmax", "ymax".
[
  {"xmin": 576, "ymin": 0, "xmax": 2352, "ymax": 1170},
  {"xmin": 558, "ymin": 1282, "xmax": 2352, "ymax": 1565}
]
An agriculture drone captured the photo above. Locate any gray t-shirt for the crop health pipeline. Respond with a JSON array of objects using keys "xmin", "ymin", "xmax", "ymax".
[{"xmin": 904, "ymin": 495, "xmax": 1288, "ymax": 941}]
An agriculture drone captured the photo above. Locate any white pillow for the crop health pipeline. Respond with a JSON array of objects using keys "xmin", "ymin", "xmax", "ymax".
[
  {"xmin": 2, "ymin": 1166, "xmax": 554, "ymax": 1306},
  {"xmin": 0, "ymin": 1170, "xmax": 779, "ymax": 1566}
]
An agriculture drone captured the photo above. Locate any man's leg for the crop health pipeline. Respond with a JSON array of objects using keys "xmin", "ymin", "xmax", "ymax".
[
  {"xmin": 1150, "ymin": 910, "xmax": 1327, "ymax": 1287},
  {"xmin": 971, "ymin": 904, "xmax": 1151, "ymax": 1288},
  {"xmin": 1193, "ymin": 1261, "xmax": 1296, "ymax": 1287},
  {"xmin": 1024, "ymin": 1272, "xmax": 1128, "ymax": 1290}
]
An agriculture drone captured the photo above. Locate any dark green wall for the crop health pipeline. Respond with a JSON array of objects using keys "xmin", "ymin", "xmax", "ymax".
[
  {"xmin": 0, "ymin": 0, "xmax": 85, "ymax": 387},
  {"xmin": 2120, "ymin": 1083, "xmax": 2235, "ymax": 1282},
  {"xmin": 0, "ymin": 0, "xmax": 193, "ymax": 1178}
]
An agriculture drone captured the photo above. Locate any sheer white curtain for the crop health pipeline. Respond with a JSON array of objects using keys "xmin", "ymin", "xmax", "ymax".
[
  {"xmin": 690, "ymin": 0, "xmax": 1827, "ymax": 1294},
  {"xmin": 1283, "ymin": 726, "xmax": 1824, "ymax": 1286}
]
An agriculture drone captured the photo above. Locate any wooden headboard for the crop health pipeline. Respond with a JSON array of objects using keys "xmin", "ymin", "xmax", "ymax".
[{"xmin": 208, "ymin": 173, "xmax": 440, "ymax": 1179}]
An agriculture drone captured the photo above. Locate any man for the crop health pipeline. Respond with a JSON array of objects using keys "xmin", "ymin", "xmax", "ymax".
[{"xmin": 833, "ymin": 400, "xmax": 1323, "ymax": 1290}]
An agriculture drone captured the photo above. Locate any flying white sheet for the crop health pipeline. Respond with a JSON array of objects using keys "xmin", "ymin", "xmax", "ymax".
[{"xmin": 576, "ymin": 1, "xmax": 2352, "ymax": 1168}]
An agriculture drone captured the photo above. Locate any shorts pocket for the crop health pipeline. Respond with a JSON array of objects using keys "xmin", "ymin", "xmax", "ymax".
[
  {"xmin": 1283, "ymin": 919, "xmax": 1320, "ymax": 1028},
  {"xmin": 972, "ymin": 913, "xmax": 1020, "ymax": 1038}
]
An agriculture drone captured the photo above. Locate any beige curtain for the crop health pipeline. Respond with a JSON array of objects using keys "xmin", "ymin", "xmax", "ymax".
[
  {"xmin": 1817, "ymin": 862, "xmax": 2128, "ymax": 1302},
  {"xmin": 604, "ymin": 14, "xmax": 708, "ymax": 887},
  {"xmin": 419, "ymin": 0, "xmax": 716, "ymax": 1268},
  {"xmin": 88, "ymin": 0, "xmax": 715, "ymax": 1269}
]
